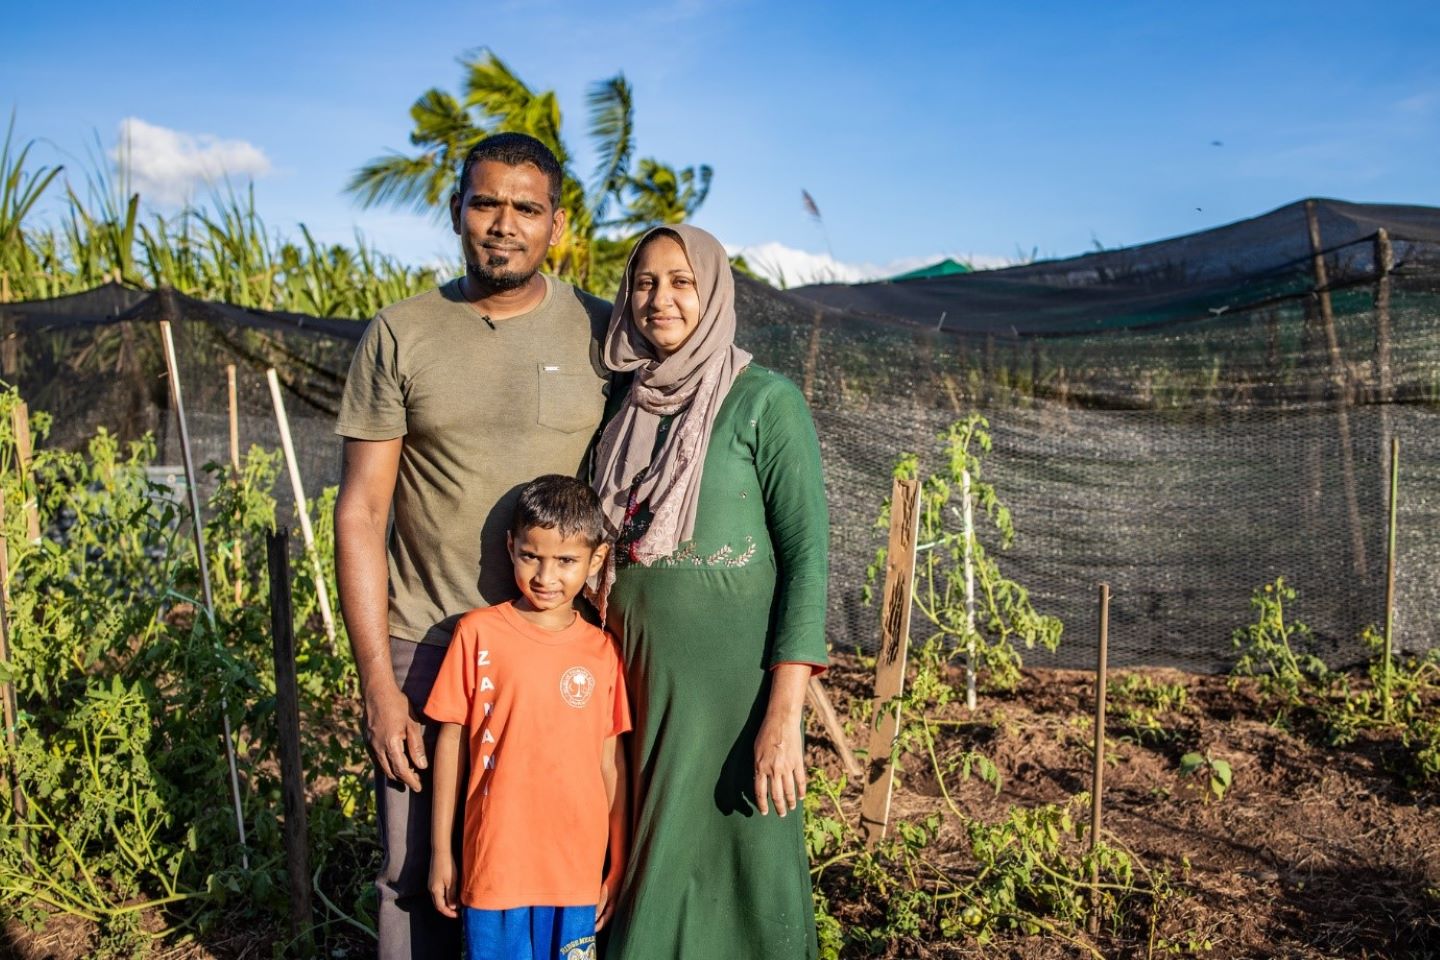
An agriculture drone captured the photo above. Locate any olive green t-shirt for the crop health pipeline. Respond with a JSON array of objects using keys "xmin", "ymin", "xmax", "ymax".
[{"xmin": 336, "ymin": 276, "xmax": 612, "ymax": 645}]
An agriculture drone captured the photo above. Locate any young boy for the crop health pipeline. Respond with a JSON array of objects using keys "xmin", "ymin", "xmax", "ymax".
[{"xmin": 425, "ymin": 474, "xmax": 629, "ymax": 960}]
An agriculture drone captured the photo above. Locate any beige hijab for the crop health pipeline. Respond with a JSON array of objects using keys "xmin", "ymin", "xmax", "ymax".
[{"xmin": 592, "ymin": 224, "xmax": 752, "ymax": 567}]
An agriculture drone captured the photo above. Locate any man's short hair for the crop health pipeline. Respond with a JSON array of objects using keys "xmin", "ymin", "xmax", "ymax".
[
  {"xmin": 511, "ymin": 474, "xmax": 607, "ymax": 549},
  {"xmin": 457, "ymin": 133, "xmax": 564, "ymax": 211}
]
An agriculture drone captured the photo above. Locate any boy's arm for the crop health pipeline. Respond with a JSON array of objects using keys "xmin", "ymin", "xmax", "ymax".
[
  {"xmin": 428, "ymin": 722, "xmax": 467, "ymax": 918},
  {"xmin": 596, "ymin": 734, "xmax": 628, "ymax": 930}
]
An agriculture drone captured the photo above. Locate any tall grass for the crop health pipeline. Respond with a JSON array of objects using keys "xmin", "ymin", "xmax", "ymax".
[{"xmin": 0, "ymin": 122, "xmax": 445, "ymax": 316}]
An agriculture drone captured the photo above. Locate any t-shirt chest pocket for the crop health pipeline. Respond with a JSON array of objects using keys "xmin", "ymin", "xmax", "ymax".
[{"xmin": 536, "ymin": 363, "xmax": 602, "ymax": 434}]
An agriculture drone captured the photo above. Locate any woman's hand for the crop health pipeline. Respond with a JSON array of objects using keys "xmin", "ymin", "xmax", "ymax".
[{"xmin": 753, "ymin": 663, "xmax": 813, "ymax": 817}]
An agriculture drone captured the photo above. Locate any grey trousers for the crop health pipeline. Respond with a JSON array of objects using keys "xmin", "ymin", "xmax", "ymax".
[{"xmin": 375, "ymin": 639, "xmax": 462, "ymax": 959}]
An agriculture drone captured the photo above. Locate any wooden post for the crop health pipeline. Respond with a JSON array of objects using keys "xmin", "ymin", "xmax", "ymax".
[
  {"xmin": 961, "ymin": 468, "xmax": 977, "ymax": 711},
  {"xmin": 266, "ymin": 368, "xmax": 337, "ymax": 651},
  {"xmin": 267, "ymin": 528, "xmax": 315, "ymax": 946},
  {"xmin": 859, "ymin": 478, "xmax": 921, "ymax": 847},
  {"xmin": 158, "ymin": 301, "xmax": 250, "ymax": 869},
  {"xmin": 0, "ymin": 499, "xmax": 28, "ymax": 848},
  {"xmin": 806, "ymin": 678, "xmax": 862, "ymax": 781},
  {"xmin": 10, "ymin": 403, "xmax": 39, "ymax": 542},
  {"xmin": 1305, "ymin": 200, "xmax": 1367, "ymax": 576},
  {"xmin": 1088, "ymin": 582, "xmax": 1111, "ymax": 936},
  {"xmin": 1382, "ymin": 438, "xmax": 1399, "ymax": 723},
  {"xmin": 227, "ymin": 365, "xmax": 244, "ymax": 606}
]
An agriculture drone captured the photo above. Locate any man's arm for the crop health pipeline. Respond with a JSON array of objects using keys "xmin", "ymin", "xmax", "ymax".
[{"xmin": 335, "ymin": 436, "xmax": 427, "ymax": 791}]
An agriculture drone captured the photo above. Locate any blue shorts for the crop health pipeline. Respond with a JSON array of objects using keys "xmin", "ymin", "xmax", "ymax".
[{"xmin": 463, "ymin": 905, "xmax": 596, "ymax": 960}]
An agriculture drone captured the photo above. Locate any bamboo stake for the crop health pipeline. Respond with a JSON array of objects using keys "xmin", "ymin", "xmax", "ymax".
[
  {"xmin": 1382, "ymin": 438, "xmax": 1399, "ymax": 723},
  {"xmin": 1088, "ymin": 582, "xmax": 1110, "ymax": 937},
  {"xmin": 1304, "ymin": 200, "xmax": 1367, "ymax": 576},
  {"xmin": 10, "ymin": 403, "xmax": 39, "ymax": 542},
  {"xmin": 266, "ymin": 368, "xmax": 337, "ymax": 651},
  {"xmin": 961, "ymin": 467, "xmax": 977, "ymax": 711},
  {"xmin": 267, "ymin": 528, "xmax": 315, "ymax": 945},
  {"xmin": 800, "ymin": 308, "xmax": 824, "ymax": 404},
  {"xmin": 859, "ymin": 478, "xmax": 921, "ymax": 847},
  {"xmin": 227, "ymin": 365, "xmax": 243, "ymax": 607},
  {"xmin": 806, "ymin": 677, "xmax": 863, "ymax": 781},
  {"xmin": 158, "ymin": 305, "xmax": 250, "ymax": 869}
]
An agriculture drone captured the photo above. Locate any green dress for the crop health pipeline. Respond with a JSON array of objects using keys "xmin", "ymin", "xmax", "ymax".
[{"xmin": 604, "ymin": 364, "xmax": 829, "ymax": 960}]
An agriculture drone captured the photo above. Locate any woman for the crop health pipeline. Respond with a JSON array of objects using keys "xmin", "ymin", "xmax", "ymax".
[{"xmin": 592, "ymin": 224, "xmax": 828, "ymax": 959}]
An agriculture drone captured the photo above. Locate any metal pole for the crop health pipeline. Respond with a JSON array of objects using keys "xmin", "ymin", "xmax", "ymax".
[
  {"xmin": 158, "ymin": 307, "xmax": 250, "ymax": 869},
  {"xmin": 227, "ymin": 364, "xmax": 243, "ymax": 606},
  {"xmin": 265, "ymin": 368, "xmax": 337, "ymax": 651},
  {"xmin": 1383, "ymin": 438, "xmax": 1399, "ymax": 723},
  {"xmin": 961, "ymin": 467, "xmax": 977, "ymax": 711},
  {"xmin": 1088, "ymin": 582, "xmax": 1110, "ymax": 937}
]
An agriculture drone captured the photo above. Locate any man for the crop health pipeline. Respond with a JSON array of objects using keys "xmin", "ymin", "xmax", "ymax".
[{"xmin": 334, "ymin": 132, "xmax": 612, "ymax": 958}]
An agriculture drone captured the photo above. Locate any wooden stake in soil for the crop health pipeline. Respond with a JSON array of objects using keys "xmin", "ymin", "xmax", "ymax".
[
  {"xmin": 266, "ymin": 368, "xmax": 337, "ymax": 651},
  {"xmin": 806, "ymin": 677, "xmax": 862, "ymax": 781},
  {"xmin": 962, "ymin": 467, "xmax": 977, "ymax": 711},
  {"xmin": 227, "ymin": 364, "xmax": 243, "ymax": 606},
  {"xmin": 158, "ymin": 306, "xmax": 250, "ymax": 869},
  {"xmin": 267, "ymin": 528, "xmax": 315, "ymax": 946},
  {"xmin": 1304, "ymin": 200, "xmax": 1367, "ymax": 576},
  {"xmin": 859, "ymin": 477, "xmax": 921, "ymax": 848},
  {"xmin": 1383, "ymin": 438, "xmax": 1399, "ymax": 723},
  {"xmin": 1088, "ymin": 582, "xmax": 1110, "ymax": 937},
  {"xmin": 10, "ymin": 402, "xmax": 39, "ymax": 542}
]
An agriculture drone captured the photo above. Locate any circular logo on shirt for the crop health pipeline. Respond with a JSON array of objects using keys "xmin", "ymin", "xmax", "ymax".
[{"xmin": 560, "ymin": 666, "xmax": 596, "ymax": 708}]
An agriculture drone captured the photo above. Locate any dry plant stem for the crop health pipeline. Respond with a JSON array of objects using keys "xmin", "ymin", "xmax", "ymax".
[{"xmin": 311, "ymin": 865, "xmax": 379, "ymax": 940}]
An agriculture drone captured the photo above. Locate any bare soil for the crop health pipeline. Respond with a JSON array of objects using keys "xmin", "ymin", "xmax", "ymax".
[{"xmin": 808, "ymin": 654, "xmax": 1440, "ymax": 959}]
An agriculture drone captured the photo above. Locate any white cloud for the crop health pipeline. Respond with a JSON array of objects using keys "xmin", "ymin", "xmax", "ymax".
[
  {"xmin": 725, "ymin": 241, "xmax": 1012, "ymax": 289},
  {"xmin": 113, "ymin": 117, "xmax": 271, "ymax": 206}
]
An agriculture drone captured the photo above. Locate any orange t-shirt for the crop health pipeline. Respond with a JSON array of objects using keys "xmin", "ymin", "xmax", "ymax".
[{"xmin": 424, "ymin": 602, "xmax": 630, "ymax": 910}]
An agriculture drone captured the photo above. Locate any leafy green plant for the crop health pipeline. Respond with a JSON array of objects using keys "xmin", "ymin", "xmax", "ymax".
[
  {"xmin": 1178, "ymin": 752, "xmax": 1233, "ymax": 802},
  {"xmin": 1108, "ymin": 673, "xmax": 1189, "ymax": 745},
  {"xmin": 0, "ymin": 384, "xmax": 372, "ymax": 956},
  {"xmin": 1231, "ymin": 578, "xmax": 1332, "ymax": 706},
  {"xmin": 866, "ymin": 412, "xmax": 1062, "ymax": 695}
]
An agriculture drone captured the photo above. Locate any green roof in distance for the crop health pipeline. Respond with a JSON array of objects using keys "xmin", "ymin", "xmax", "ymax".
[{"xmin": 888, "ymin": 257, "xmax": 974, "ymax": 282}]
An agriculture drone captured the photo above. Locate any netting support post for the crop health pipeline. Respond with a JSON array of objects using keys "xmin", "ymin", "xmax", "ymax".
[
  {"xmin": 158, "ymin": 302, "xmax": 250, "ymax": 870},
  {"xmin": 1382, "ymin": 438, "xmax": 1399, "ymax": 723},
  {"xmin": 266, "ymin": 368, "xmax": 338, "ymax": 654},
  {"xmin": 962, "ymin": 468, "xmax": 977, "ymax": 711},
  {"xmin": 267, "ymin": 527, "xmax": 315, "ymax": 948},
  {"xmin": 1088, "ymin": 582, "xmax": 1110, "ymax": 937},
  {"xmin": 859, "ymin": 478, "xmax": 920, "ymax": 848},
  {"xmin": 1374, "ymin": 229, "xmax": 1394, "ymax": 513},
  {"xmin": 1304, "ymin": 200, "xmax": 1367, "ymax": 577}
]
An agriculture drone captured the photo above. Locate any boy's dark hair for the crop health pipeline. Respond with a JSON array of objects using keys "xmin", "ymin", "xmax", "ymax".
[
  {"xmin": 511, "ymin": 474, "xmax": 607, "ymax": 548},
  {"xmin": 456, "ymin": 133, "xmax": 564, "ymax": 211}
]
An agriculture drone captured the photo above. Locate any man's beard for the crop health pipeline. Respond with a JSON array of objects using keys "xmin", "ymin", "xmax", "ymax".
[{"xmin": 465, "ymin": 248, "xmax": 535, "ymax": 293}]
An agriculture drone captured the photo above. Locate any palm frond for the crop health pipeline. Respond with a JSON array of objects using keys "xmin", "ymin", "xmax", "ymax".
[{"xmin": 585, "ymin": 74, "xmax": 634, "ymax": 220}]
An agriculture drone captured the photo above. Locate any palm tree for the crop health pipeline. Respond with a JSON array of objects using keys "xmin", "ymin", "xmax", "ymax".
[{"xmin": 346, "ymin": 50, "xmax": 711, "ymax": 293}]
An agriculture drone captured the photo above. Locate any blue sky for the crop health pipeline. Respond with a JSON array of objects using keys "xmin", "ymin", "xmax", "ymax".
[{"xmin": 6, "ymin": 0, "xmax": 1438, "ymax": 285}]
